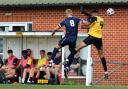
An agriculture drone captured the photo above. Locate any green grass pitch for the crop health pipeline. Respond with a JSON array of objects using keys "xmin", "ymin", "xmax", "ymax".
[{"xmin": 0, "ymin": 84, "xmax": 128, "ymax": 89}]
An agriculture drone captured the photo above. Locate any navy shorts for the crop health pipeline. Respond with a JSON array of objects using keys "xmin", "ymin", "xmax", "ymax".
[
  {"xmin": 58, "ymin": 36, "xmax": 76, "ymax": 48},
  {"xmin": 83, "ymin": 36, "xmax": 103, "ymax": 50}
]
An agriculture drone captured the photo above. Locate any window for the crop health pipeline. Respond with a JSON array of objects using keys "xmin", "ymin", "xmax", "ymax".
[
  {"xmin": 12, "ymin": 26, "xmax": 25, "ymax": 32},
  {"xmin": 0, "ymin": 26, "xmax": 9, "ymax": 31},
  {"xmin": 0, "ymin": 22, "xmax": 32, "ymax": 32}
]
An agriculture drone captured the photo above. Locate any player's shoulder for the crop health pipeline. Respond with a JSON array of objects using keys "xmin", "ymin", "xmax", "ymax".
[
  {"xmin": 66, "ymin": 16, "xmax": 79, "ymax": 20},
  {"xmin": 72, "ymin": 16, "xmax": 80, "ymax": 20},
  {"xmin": 95, "ymin": 16, "xmax": 103, "ymax": 19},
  {"xmin": 96, "ymin": 16, "xmax": 104, "ymax": 21}
]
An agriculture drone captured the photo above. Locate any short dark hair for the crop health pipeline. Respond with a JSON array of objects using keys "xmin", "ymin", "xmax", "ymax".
[
  {"xmin": 47, "ymin": 52, "xmax": 52, "ymax": 55},
  {"xmin": 40, "ymin": 50, "xmax": 45, "ymax": 53},
  {"xmin": 91, "ymin": 9, "xmax": 99, "ymax": 13},
  {"xmin": 8, "ymin": 49, "xmax": 13, "ymax": 54},
  {"xmin": 22, "ymin": 50, "xmax": 28, "ymax": 55}
]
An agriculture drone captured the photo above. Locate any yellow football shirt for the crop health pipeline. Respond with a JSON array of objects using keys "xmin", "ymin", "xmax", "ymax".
[
  {"xmin": 36, "ymin": 57, "xmax": 47, "ymax": 68},
  {"xmin": 88, "ymin": 16, "xmax": 104, "ymax": 38}
]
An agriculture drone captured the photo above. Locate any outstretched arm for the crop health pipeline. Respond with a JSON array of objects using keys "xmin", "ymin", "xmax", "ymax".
[
  {"xmin": 80, "ymin": 6, "xmax": 91, "ymax": 17},
  {"xmin": 51, "ymin": 25, "xmax": 61, "ymax": 36},
  {"xmin": 52, "ymin": 20, "xmax": 65, "ymax": 36}
]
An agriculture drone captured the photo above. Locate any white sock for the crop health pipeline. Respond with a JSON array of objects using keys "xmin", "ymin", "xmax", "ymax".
[{"xmin": 22, "ymin": 78, "xmax": 25, "ymax": 83}]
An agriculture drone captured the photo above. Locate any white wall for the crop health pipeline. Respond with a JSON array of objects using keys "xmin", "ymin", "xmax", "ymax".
[{"xmin": 4, "ymin": 37, "xmax": 60, "ymax": 59}]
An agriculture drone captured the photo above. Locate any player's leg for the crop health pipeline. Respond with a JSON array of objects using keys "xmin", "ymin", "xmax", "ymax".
[
  {"xmin": 75, "ymin": 36, "xmax": 92, "ymax": 55},
  {"xmin": 76, "ymin": 41, "xmax": 88, "ymax": 52},
  {"xmin": 65, "ymin": 36, "xmax": 91, "ymax": 69},
  {"xmin": 98, "ymin": 49, "xmax": 108, "ymax": 79},
  {"xmin": 51, "ymin": 38, "xmax": 66, "ymax": 63},
  {"xmin": 66, "ymin": 44, "xmax": 76, "ymax": 68},
  {"xmin": 94, "ymin": 38, "xmax": 108, "ymax": 79},
  {"xmin": 52, "ymin": 37, "xmax": 67, "ymax": 64},
  {"xmin": 51, "ymin": 44, "xmax": 61, "ymax": 62},
  {"xmin": 98, "ymin": 49, "xmax": 107, "ymax": 72}
]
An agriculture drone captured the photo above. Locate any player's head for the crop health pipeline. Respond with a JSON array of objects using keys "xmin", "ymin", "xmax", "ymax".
[
  {"xmin": 8, "ymin": 49, "xmax": 13, "ymax": 56},
  {"xmin": 65, "ymin": 9, "xmax": 73, "ymax": 17},
  {"xmin": 91, "ymin": 10, "xmax": 99, "ymax": 16},
  {"xmin": 40, "ymin": 50, "xmax": 45, "ymax": 58}
]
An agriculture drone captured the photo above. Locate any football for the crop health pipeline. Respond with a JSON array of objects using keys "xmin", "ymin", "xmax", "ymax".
[{"xmin": 107, "ymin": 8, "xmax": 115, "ymax": 16}]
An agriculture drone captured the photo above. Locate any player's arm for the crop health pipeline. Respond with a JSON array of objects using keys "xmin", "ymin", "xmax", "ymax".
[
  {"xmin": 80, "ymin": 6, "xmax": 91, "ymax": 17},
  {"xmin": 51, "ymin": 25, "xmax": 61, "ymax": 36},
  {"xmin": 82, "ymin": 17, "xmax": 97, "ymax": 26},
  {"xmin": 79, "ymin": 19, "xmax": 90, "ymax": 30},
  {"xmin": 51, "ymin": 20, "xmax": 65, "ymax": 36},
  {"xmin": 80, "ymin": 20, "xmax": 90, "ymax": 26}
]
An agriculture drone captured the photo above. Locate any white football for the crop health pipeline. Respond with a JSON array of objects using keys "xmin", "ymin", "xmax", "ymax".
[{"xmin": 107, "ymin": 8, "xmax": 115, "ymax": 16}]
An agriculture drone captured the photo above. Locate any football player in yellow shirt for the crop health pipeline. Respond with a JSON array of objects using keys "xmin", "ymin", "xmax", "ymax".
[
  {"xmin": 27, "ymin": 50, "xmax": 48, "ymax": 83},
  {"xmin": 69, "ymin": 8, "xmax": 108, "ymax": 79}
]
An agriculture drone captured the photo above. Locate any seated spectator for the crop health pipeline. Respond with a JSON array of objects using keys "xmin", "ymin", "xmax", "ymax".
[
  {"xmin": 70, "ymin": 58, "xmax": 80, "ymax": 70},
  {"xmin": 68, "ymin": 52, "xmax": 80, "ymax": 76},
  {"xmin": 68, "ymin": 58, "xmax": 80, "ymax": 76},
  {"xmin": 0, "ymin": 49, "xmax": 18, "ymax": 80},
  {"xmin": 21, "ymin": 50, "xmax": 34, "ymax": 83},
  {"xmin": 45, "ymin": 51, "xmax": 61, "ymax": 82},
  {"xmin": 26, "ymin": 49, "xmax": 33, "ymax": 59},
  {"xmin": 27, "ymin": 50, "xmax": 48, "ymax": 83}
]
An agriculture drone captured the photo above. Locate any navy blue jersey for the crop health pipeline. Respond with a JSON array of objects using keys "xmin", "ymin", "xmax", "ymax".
[{"xmin": 59, "ymin": 17, "xmax": 80, "ymax": 38}]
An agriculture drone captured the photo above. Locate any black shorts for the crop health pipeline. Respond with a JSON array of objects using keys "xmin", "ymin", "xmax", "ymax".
[{"xmin": 83, "ymin": 36, "xmax": 103, "ymax": 50}]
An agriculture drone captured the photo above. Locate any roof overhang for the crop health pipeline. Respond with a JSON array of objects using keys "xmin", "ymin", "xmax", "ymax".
[{"xmin": 0, "ymin": 2, "xmax": 128, "ymax": 8}]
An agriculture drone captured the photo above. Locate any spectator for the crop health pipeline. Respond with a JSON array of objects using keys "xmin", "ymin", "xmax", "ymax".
[
  {"xmin": 45, "ymin": 51, "xmax": 61, "ymax": 81},
  {"xmin": 70, "ymin": 58, "xmax": 80, "ymax": 70},
  {"xmin": 26, "ymin": 49, "xmax": 33, "ymax": 59},
  {"xmin": 21, "ymin": 50, "xmax": 34, "ymax": 83},
  {"xmin": 27, "ymin": 50, "xmax": 48, "ymax": 83},
  {"xmin": 0, "ymin": 49, "xmax": 18, "ymax": 80}
]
